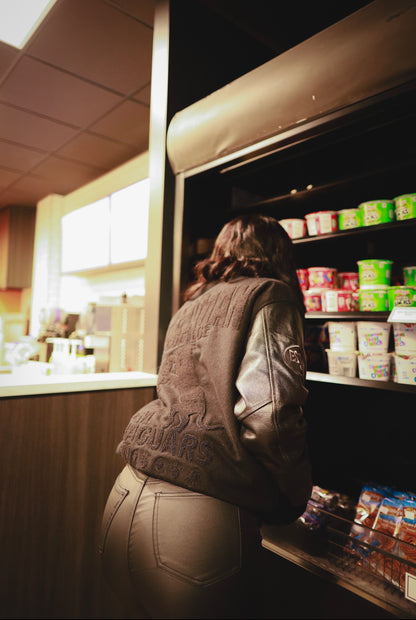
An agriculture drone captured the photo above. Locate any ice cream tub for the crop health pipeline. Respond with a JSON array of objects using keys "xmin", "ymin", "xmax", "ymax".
[
  {"xmin": 352, "ymin": 291, "xmax": 359, "ymax": 311},
  {"xmin": 358, "ymin": 288, "xmax": 389, "ymax": 312},
  {"xmin": 279, "ymin": 218, "xmax": 307, "ymax": 239},
  {"xmin": 338, "ymin": 272, "xmax": 359, "ymax": 291},
  {"xmin": 403, "ymin": 266, "xmax": 416, "ymax": 286},
  {"xmin": 338, "ymin": 208, "xmax": 362, "ymax": 230},
  {"xmin": 327, "ymin": 321, "xmax": 356, "ymax": 351},
  {"xmin": 308, "ymin": 267, "xmax": 337, "ymax": 289},
  {"xmin": 393, "ymin": 353, "xmax": 416, "ymax": 385},
  {"xmin": 356, "ymin": 321, "xmax": 391, "ymax": 353},
  {"xmin": 357, "ymin": 352, "xmax": 391, "ymax": 381},
  {"xmin": 304, "ymin": 289, "xmax": 323, "ymax": 312},
  {"xmin": 388, "ymin": 286, "xmax": 416, "ymax": 309},
  {"xmin": 357, "ymin": 259, "xmax": 393, "ymax": 286},
  {"xmin": 322, "ymin": 289, "xmax": 353, "ymax": 312},
  {"xmin": 315, "ymin": 211, "xmax": 338, "ymax": 234},
  {"xmin": 326, "ymin": 350, "xmax": 357, "ymax": 377},
  {"xmin": 393, "ymin": 323, "xmax": 416, "ymax": 355},
  {"xmin": 305, "ymin": 212, "xmax": 318, "ymax": 236},
  {"xmin": 305, "ymin": 211, "xmax": 338, "ymax": 236},
  {"xmin": 296, "ymin": 268, "xmax": 309, "ymax": 291},
  {"xmin": 394, "ymin": 194, "xmax": 416, "ymax": 221},
  {"xmin": 358, "ymin": 200, "xmax": 395, "ymax": 226}
]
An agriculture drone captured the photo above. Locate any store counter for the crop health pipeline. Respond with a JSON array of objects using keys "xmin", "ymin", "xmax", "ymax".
[{"xmin": 0, "ymin": 369, "xmax": 157, "ymax": 398}]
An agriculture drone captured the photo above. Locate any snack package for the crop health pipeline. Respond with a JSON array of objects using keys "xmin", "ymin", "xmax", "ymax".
[
  {"xmin": 349, "ymin": 484, "xmax": 389, "ymax": 559},
  {"xmin": 368, "ymin": 496, "xmax": 403, "ymax": 586},
  {"xmin": 371, "ymin": 496, "xmax": 403, "ymax": 552},
  {"xmin": 353, "ymin": 484, "xmax": 388, "ymax": 529},
  {"xmin": 397, "ymin": 498, "xmax": 416, "ymax": 561}
]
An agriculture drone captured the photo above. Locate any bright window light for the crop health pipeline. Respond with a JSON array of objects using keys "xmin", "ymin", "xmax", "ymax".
[{"xmin": 0, "ymin": 0, "xmax": 57, "ymax": 49}]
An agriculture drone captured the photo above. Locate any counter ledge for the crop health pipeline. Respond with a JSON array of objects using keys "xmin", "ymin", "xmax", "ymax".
[{"xmin": 0, "ymin": 371, "xmax": 158, "ymax": 398}]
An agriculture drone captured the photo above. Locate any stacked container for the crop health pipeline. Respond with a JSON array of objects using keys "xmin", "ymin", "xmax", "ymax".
[
  {"xmin": 357, "ymin": 258, "xmax": 393, "ymax": 311},
  {"xmin": 325, "ymin": 321, "xmax": 357, "ymax": 377},
  {"xmin": 394, "ymin": 193, "xmax": 416, "ymax": 221},
  {"xmin": 392, "ymin": 323, "xmax": 416, "ymax": 385},
  {"xmin": 303, "ymin": 266, "xmax": 337, "ymax": 312},
  {"xmin": 356, "ymin": 321, "xmax": 391, "ymax": 381}
]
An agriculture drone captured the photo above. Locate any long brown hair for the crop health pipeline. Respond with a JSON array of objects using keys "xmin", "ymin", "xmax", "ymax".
[{"xmin": 184, "ymin": 213, "xmax": 304, "ymax": 311}]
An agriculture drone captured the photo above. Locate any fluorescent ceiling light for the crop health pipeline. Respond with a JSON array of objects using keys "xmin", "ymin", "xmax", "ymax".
[{"xmin": 0, "ymin": 0, "xmax": 57, "ymax": 49}]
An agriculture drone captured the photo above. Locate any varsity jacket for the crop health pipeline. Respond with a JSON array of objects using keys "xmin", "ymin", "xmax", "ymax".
[{"xmin": 117, "ymin": 276, "xmax": 313, "ymax": 524}]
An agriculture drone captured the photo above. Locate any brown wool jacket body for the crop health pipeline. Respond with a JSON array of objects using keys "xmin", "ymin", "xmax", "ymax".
[{"xmin": 118, "ymin": 276, "xmax": 313, "ymax": 524}]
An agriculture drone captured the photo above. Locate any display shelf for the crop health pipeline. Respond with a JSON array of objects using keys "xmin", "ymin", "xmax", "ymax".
[
  {"xmin": 261, "ymin": 504, "xmax": 416, "ymax": 619},
  {"xmin": 306, "ymin": 371, "xmax": 416, "ymax": 393},
  {"xmin": 293, "ymin": 218, "xmax": 416, "ymax": 245},
  {"xmin": 306, "ymin": 311, "xmax": 390, "ymax": 320}
]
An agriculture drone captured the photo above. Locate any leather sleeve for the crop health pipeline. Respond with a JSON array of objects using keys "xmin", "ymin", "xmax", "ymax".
[{"xmin": 234, "ymin": 300, "xmax": 313, "ymax": 510}]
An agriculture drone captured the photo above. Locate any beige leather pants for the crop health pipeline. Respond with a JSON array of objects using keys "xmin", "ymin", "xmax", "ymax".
[{"xmin": 100, "ymin": 465, "xmax": 264, "ymax": 619}]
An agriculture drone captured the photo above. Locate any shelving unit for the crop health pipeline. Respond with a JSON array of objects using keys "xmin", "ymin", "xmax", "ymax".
[{"xmin": 169, "ymin": 79, "xmax": 416, "ymax": 617}]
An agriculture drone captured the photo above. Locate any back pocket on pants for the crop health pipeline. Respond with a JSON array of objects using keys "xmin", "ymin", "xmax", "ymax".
[{"xmin": 153, "ymin": 492, "xmax": 241, "ymax": 586}]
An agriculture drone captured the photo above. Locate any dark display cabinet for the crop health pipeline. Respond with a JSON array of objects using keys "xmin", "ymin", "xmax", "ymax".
[{"xmin": 166, "ymin": 34, "xmax": 416, "ymax": 620}]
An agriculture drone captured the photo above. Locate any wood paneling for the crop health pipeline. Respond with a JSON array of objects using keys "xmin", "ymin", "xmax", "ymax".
[{"xmin": 0, "ymin": 386, "xmax": 155, "ymax": 619}]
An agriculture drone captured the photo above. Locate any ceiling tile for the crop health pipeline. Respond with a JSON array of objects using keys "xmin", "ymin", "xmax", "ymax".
[
  {"xmin": 0, "ymin": 41, "xmax": 19, "ymax": 81},
  {"xmin": 56, "ymin": 131, "xmax": 138, "ymax": 169},
  {"xmin": 0, "ymin": 103, "xmax": 78, "ymax": 151},
  {"xmin": 0, "ymin": 56, "xmax": 122, "ymax": 127},
  {"xmin": 89, "ymin": 100, "xmax": 150, "ymax": 148},
  {"xmin": 0, "ymin": 168, "xmax": 22, "ymax": 189},
  {"xmin": 27, "ymin": 0, "xmax": 153, "ymax": 95},
  {"xmin": 107, "ymin": 0, "xmax": 155, "ymax": 27},
  {"xmin": 0, "ymin": 174, "xmax": 57, "ymax": 205},
  {"xmin": 133, "ymin": 83, "xmax": 151, "ymax": 106},
  {"xmin": 30, "ymin": 154, "xmax": 105, "ymax": 194},
  {"xmin": 0, "ymin": 141, "xmax": 47, "ymax": 172}
]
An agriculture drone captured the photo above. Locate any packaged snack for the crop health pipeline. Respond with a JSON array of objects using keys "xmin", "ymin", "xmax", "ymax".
[
  {"xmin": 397, "ymin": 498, "xmax": 416, "ymax": 563},
  {"xmin": 370, "ymin": 496, "xmax": 403, "ymax": 553},
  {"xmin": 353, "ymin": 485, "xmax": 387, "ymax": 527}
]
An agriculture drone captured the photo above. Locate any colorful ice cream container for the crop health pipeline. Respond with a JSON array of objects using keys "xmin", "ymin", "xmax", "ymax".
[
  {"xmin": 326, "ymin": 350, "xmax": 357, "ymax": 377},
  {"xmin": 357, "ymin": 352, "xmax": 391, "ymax": 381},
  {"xmin": 356, "ymin": 321, "xmax": 391, "ymax": 353},
  {"xmin": 304, "ymin": 289, "xmax": 323, "ymax": 312},
  {"xmin": 305, "ymin": 212, "xmax": 318, "ymax": 236},
  {"xmin": 393, "ymin": 353, "xmax": 416, "ymax": 385},
  {"xmin": 308, "ymin": 267, "xmax": 337, "ymax": 289},
  {"xmin": 338, "ymin": 272, "xmax": 359, "ymax": 291},
  {"xmin": 357, "ymin": 259, "xmax": 393, "ymax": 287},
  {"xmin": 358, "ymin": 200, "xmax": 395, "ymax": 226},
  {"xmin": 315, "ymin": 211, "xmax": 338, "ymax": 235},
  {"xmin": 394, "ymin": 193, "xmax": 416, "ymax": 221},
  {"xmin": 352, "ymin": 291, "xmax": 360, "ymax": 311},
  {"xmin": 388, "ymin": 286, "xmax": 416, "ymax": 309},
  {"xmin": 358, "ymin": 288, "xmax": 389, "ymax": 311},
  {"xmin": 338, "ymin": 208, "xmax": 362, "ymax": 230},
  {"xmin": 305, "ymin": 211, "xmax": 338, "ymax": 236},
  {"xmin": 403, "ymin": 266, "xmax": 416, "ymax": 286},
  {"xmin": 327, "ymin": 321, "xmax": 356, "ymax": 351},
  {"xmin": 279, "ymin": 218, "xmax": 307, "ymax": 239},
  {"xmin": 321, "ymin": 289, "xmax": 353, "ymax": 312},
  {"xmin": 393, "ymin": 323, "xmax": 416, "ymax": 355},
  {"xmin": 296, "ymin": 268, "xmax": 309, "ymax": 291}
]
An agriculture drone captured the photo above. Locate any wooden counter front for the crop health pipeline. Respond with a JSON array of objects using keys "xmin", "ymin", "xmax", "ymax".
[{"xmin": 0, "ymin": 385, "xmax": 156, "ymax": 619}]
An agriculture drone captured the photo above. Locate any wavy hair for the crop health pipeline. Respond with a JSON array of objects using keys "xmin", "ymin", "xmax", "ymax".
[{"xmin": 184, "ymin": 213, "xmax": 304, "ymax": 312}]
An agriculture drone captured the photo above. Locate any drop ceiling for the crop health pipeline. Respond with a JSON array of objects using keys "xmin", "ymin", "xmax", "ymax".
[
  {"xmin": 0, "ymin": 0, "xmax": 371, "ymax": 211},
  {"xmin": 0, "ymin": 0, "xmax": 155, "ymax": 210}
]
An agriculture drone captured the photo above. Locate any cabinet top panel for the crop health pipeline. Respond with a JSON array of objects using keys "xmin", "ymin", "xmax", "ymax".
[{"xmin": 167, "ymin": 0, "xmax": 416, "ymax": 175}]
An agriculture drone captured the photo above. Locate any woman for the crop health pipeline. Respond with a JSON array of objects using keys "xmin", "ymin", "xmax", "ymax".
[{"xmin": 100, "ymin": 214, "xmax": 313, "ymax": 619}]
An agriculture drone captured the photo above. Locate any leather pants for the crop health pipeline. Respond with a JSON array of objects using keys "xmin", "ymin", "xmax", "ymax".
[{"xmin": 100, "ymin": 465, "xmax": 264, "ymax": 619}]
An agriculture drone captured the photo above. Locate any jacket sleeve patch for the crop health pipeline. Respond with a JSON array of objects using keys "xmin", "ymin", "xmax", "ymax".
[{"xmin": 283, "ymin": 345, "xmax": 305, "ymax": 377}]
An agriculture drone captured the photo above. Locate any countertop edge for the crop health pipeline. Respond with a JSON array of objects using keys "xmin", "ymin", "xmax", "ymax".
[{"xmin": 0, "ymin": 372, "xmax": 158, "ymax": 398}]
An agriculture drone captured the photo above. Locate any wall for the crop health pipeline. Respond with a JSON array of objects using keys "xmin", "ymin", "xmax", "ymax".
[{"xmin": 30, "ymin": 152, "xmax": 149, "ymax": 338}]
